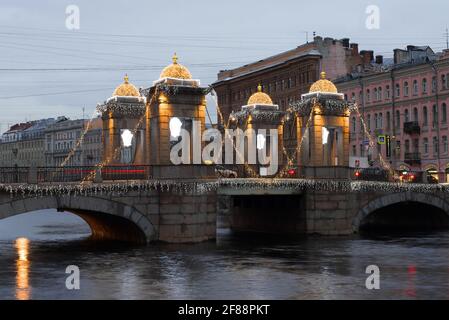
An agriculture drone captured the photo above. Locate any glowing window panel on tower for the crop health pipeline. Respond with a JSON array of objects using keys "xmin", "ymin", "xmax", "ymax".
[
  {"xmin": 121, "ymin": 129, "xmax": 134, "ymax": 147},
  {"xmin": 257, "ymin": 134, "xmax": 266, "ymax": 150},
  {"xmin": 322, "ymin": 127, "xmax": 330, "ymax": 145},
  {"xmin": 169, "ymin": 117, "xmax": 183, "ymax": 141}
]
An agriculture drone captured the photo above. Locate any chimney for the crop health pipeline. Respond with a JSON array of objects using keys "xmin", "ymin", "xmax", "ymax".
[
  {"xmin": 350, "ymin": 43, "xmax": 359, "ymax": 56},
  {"xmin": 341, "ymin": 38, "xmax": 350, "ymax": 48},
  {"xmin": 360, "ymin": 50, "xmax": 374, "ymax": 65},
  {"xmin": 375, "ymin": 55, "xmax": 384, "ymax": 64}
]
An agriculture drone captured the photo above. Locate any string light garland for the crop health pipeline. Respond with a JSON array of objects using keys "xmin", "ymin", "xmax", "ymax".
[{"xmin": 2, "ymin": 179, "xmax": 449, "ymax": 198}]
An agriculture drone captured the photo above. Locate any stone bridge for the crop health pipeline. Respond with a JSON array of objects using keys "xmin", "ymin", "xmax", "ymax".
[{"xmin": 1, "ymin": 179, "xmax": 449, "ymax": 243}]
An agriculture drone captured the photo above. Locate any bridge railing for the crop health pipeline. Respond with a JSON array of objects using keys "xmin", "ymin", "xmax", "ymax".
[
  {"xmin": 36, "ymin": 165, "xmax": 152, "ymax": 183},
  {"xmin": 0, "ymin": 165, "xmax": 216, "ymax": 184},
  {"xmin": 0, "ymin": 167, "xmax": 30, "ymax": 184}
]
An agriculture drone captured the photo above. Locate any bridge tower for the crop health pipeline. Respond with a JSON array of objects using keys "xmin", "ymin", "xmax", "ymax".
[
  {"xmin": 144, "ymin": 54, "xmax": 210, "ymax": 177},
  {"xmin": 229, "ymin": 84, "xmax": 285, "ymax": 177},
  {"xmin": 98, "ymin": 75, "xmax": 146, "ymax": 165},
  {"xmin": 292, "ymin": 72, "xmax": 353, "ymax": 168}
]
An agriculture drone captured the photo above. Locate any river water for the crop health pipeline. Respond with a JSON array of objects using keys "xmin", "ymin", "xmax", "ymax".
[{"xmin": 0, "ymin": 209, "xmax": 448, "ymax": 300}]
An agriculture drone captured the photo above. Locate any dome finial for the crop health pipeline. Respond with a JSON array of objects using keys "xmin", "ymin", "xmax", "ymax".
[
  {"xmin": 124, "ymin": 74, "xmax": 129, "ymax": 84},
  {"xmin": 320, "ymin": 71, "xmax": 326, "ymax": 80},
  {"xmin": 172, "ymin": 53, "xmax": 178, "ymax": 64},
  {"xmin": 257, "ymin": 83, "xmax": 262, "ymax": 92}
]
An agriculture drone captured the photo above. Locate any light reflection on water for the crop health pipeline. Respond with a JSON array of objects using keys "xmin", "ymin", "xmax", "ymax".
[
  {"xmin": 15, "ymin": 237, "xmax": 30, "ymax": 300},
  {"xmin": 0, "ymin": 210, "xmax": 449, "ymax": 300}
]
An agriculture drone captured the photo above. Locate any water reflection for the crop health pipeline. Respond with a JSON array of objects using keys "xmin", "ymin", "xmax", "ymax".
[{"xmin": 15, "ymin": 237, "xmax": 30, "ymax": 300}]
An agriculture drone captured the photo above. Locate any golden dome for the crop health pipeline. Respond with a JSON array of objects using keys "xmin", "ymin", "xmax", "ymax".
[
  {"xmin": 160, "ymin": 53, "xmax": 192, "ymax": 80},
  {"xmin": 247, "ymin": 84, "xmax": 273, "ymax": 105},
  {"xmin": 113, "ymin": 74, "xmax": 140, "ymax": 97},
  {"xmin": 309, "ymin": 72, "xmax": 338, "ymax": 94}
]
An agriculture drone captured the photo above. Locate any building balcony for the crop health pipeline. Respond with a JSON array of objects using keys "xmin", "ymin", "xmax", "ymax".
[
  {"xmin": 404, "ymin": 121, "xmax": 421, "ymax": 135},
  {"xmin": 404, "ymin": 152, "xmax": 421, "ymax": 165}
]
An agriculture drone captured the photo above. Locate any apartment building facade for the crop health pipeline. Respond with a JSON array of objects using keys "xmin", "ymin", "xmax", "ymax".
[
  {"xmin": 336, "ymin": 46, "xmax": 449, "ymax": 182},
  {"xmin": 0, "ymin": 119, "xmax": 56, "ymax": 167},
  {"xmin": 44, "ymin": 117, "xmax": 103, "ymax": 167}
]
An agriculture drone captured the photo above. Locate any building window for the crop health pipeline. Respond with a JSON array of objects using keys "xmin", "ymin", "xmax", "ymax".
[
  {"xmin": 366, "ymin": 89, "xmax": 371, "ymax": 102},
  {"xmin": 396, "ymin": 110, "xmax": 400, "ymax": 128},
  {"xmin": 432, "ymin": 76, "xmax": 437, "ymax": 93},
  {"xmin": 378, "ymin": 87, "xmax": 382, "ymax": 101},
  {"xmin": 379, "ymin": 112, "xmax": 383, "ymax": 129},
  {"xmin": 413, "ymin": 107, "xmax": 418, "ymax": 122},
  {"xmin": 367, "ymin": 114, "xmax": 371, "ymax": 131},
  {"xmin": 374, "ymin": 88, "xmax": 378, "ymax": 101},
  {"xmin": 413, "ymin": 80, "xmax": 418, "ymax": 95},
  {"xmin": 351, "ymin": 92, "xmax": 356, "ymax": 102},
  {"xmin": 351, "ymin": 117, "xmax": 356, "ymax": 132},
  {"xmin": 423, "ymin": 106, "xmax": 428, "ymax": 126},
  {"xmin": 433, "ymin": 136, "xmax": 439, "ymax": 154},
  {"xmin": 405, "ymin": 140, "xmax": 410, "ymax": 153},
  {"xmin": 442, "ymin": 74, "xmax": 448, "ymax": 90},
  {"xmin": 404, "ymin": 81, "xmax": 409, "ymax": 96},
  {"xmin": 433, "ymin": 104, "xmax": 439, "ymax": 128},
  {"xmin": 443, "ymin": 136, "xmax": 448, "ymax": 153},
  {"xmin": 442, "ymin": 103, "xmax": 447, "ymax": 124},
  {"xmin": 424, "ymin": 138, "xmax": 429, "ymax": 154},
  {"xmin": 413, "ymin": 139, "xmax": 419, "ymax": 152},
  {"xmin": 385, "ymin": 85, "xmax": 390, "ymax": 99},
  {"xmin": 386, "ymin": 111, "xmax": 391, "ymax": 130},
  {"xmin": 422, "ymin": 78, "xmax": 428, "ymax": 94},
  {"xmin": 404, "ymin": 109, "xmax": 409, "ymax": 122},
  {"xmin": 352, "ymin": 145, "xmax": 356, "ymax": 156},
  {"xmin": 395, "ymin": 84, "xmax": 400, "ymax": 97},
  {"xmin": 374, "ymin": 113, "xmax": 378, "ymax": 129}
]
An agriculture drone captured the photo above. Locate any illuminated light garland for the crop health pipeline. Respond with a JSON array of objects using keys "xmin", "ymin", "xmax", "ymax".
[
  {"xmin": 291, "ymin": 96, "xmax": 356, "ymax": 116},
  {"xmin": 2, "ymin": 179, "xmax": 449, "ymax": 197},
  {"xmin": 96, "ymin": 103, "xmax": 146, "ymax": 117},
  {"xmin": 353, "ymin": 103, "xmax": 396, "ymax": 178},
  {"xmin": 58, "ymin": 109, "xmax": 98, "ymax": 170}
]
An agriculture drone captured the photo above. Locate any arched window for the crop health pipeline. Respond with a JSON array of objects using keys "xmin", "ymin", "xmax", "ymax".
[
  {"xmin": 379, "ymin": 112, "xmax": 383, "ymax": 128},
  {"xmin": 442, "ymin": 103, "xmax": 447, "ymax": 124},
  {"xmin": 405, "ymin": 139, "xmax": 410, "ymax": 153},
  {"xmin": 442, "ymin": 74, "xmax": 447, "ymax": 90},
  {"xmin": 378, "ymin": 87, "xmax": 382, "ymax": 101},
  {"xmin": 385, "ymin": 85, "xmax": 391, "ymax": 99},
  {"xmin": 422, "ymin": 78, "xmax": 428, "ymax": 94},
  {"xmin": 367, "ymin": 89, "xmax": 371, "ymax": 102},
  {"xmin": 423, "ymin": 137, "xmax": 429, "ymax": 154},
  {"xmin": 433, "ymin": 136, "xmax": 439, "ymax": 154},
  {"xmin": 367, "ymin": 114, "xmax": 371, "ymax": 131},
  {"xmin": 404, "ymin": 81, "xmax": 409, "ymax": 96},
  {"xmin": 423, "ymin": 106, "xmax": 428, "ymax": 126},
  {"xmin": 433, "ymin": 104, "xmax": 439, "ymax": 128},
  {"xmin": 386, "ymin": 111, "xmax": 391, "ymax": 130},
  {"xmin": 443, "ymin": 136, "xmax": 448, "ymax": 153},
  {"xmin": 373, "ymin": 88, "xmax": 377, "ymax": 101},
  {"xmin": 413, "ymin": 107, "xmax": 419, "ymax": 122},
  {"xmin": 413, "ymin": 80, "xmax": 418, "ymax": 95},
  {"xmin": 404, "ymin": 109, "xmax": 409, "ymax": 122},
  {"xmin": 374, "ymin": 113, "xmax": 378, "ymax": 129},
  {"xmin": 395, "ymin": 84, "xmax": 400, "ymax": 97},
  {"xmin": 396, "ymin": 110, "xmax": 401, "ymax": 127},
  {"xmin": 352, "ymin": 117, "xmax": 357, "ymax": 132}
]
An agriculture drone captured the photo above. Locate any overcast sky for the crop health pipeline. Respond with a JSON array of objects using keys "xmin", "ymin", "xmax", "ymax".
[{"xmin": 0, "ymin": 0, "xmax": 448, "ymax": 132}]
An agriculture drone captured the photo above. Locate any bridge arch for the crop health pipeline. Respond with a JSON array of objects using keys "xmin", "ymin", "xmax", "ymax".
[
  {"xmin": 0, "ymin": 195, "xmax": 156, "ymax": 243},
  {"xmin": 352, "ymin": 192, "xmax": 449, "ymax": 233}
]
